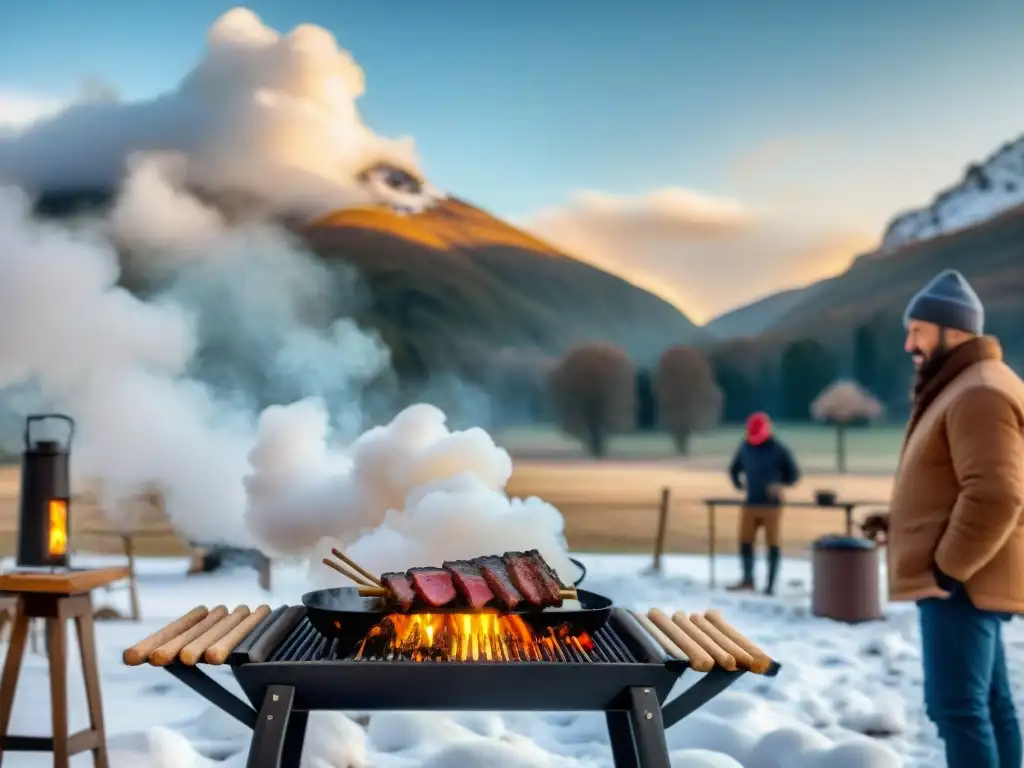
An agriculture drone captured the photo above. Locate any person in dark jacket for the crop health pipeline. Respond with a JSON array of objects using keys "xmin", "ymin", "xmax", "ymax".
[{"xmin": 726, "ymin": 412, "xmax": 800, "ymax": 595}]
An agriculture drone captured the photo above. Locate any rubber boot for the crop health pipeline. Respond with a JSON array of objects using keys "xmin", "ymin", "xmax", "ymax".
[
  {"xmin": 764, "ymin": 546, "xmax": 781, "ymax": 596},
  {"xmin": 726, "ymin": 543, "xmax": 756, "ymax": 591}
]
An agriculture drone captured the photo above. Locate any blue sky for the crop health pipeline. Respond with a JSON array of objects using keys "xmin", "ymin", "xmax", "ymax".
[{"xmin": 2, "ymin": 0, "xmax": 1023, "ymax": 234}]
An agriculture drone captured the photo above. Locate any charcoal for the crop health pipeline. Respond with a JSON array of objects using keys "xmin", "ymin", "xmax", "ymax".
[
  {"xmin": 443, "ymin": 560, "xmax": 495, "ymax": 610},
  {"xmin": 408, "ymin": 567, "xmax": 458, "ymax": 607},
  {"xmin": 382, "ymin": 572, "xmax": 417, "ymax": 612},
  {"xmin": 474, "ymin": 555, "xmax": 522, "ymax": 609},
  {"xmin": 503, "ymin": 551, "xmax": 545, "ymax": 607}
]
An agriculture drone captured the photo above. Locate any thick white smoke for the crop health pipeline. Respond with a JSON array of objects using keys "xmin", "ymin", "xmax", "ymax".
[
  {"xmin": 0, "ymin": 8, "xmax": 571, "ymax": 570},
  {"xmin": 0, "ymin": 7, "xmax": 443, "ymax": 218},
  {"xmin": 245, "ymin": 403, "xmax": 577, "ymax": 585}
]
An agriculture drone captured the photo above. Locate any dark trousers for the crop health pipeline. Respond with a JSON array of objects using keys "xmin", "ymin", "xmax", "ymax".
[{"xmin": 919, "ymin": 591, "xmax": 1021, "ymax": 768}]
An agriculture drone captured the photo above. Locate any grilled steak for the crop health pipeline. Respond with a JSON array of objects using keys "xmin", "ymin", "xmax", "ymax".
[
  {"xmin": 443, "ymin": 560, "xmax": 495, "ymax": 610},
  {"xmin": 474, "ymin": 555, "xmax": 522, "ymax": 609},
  {"xmin": 523, "ymin": 550, "xmax": 564, "ymax": 607},
  {"xmin": 382, "ymin": 572, "xmax": 417, "ymax": 612},
  {"xmin": 503, "ymin": 551, "xmax": 546, "ymax": 607},
  {"xmin": 408, "ymin": 567, "xmax": 458, "ymax": 608}
]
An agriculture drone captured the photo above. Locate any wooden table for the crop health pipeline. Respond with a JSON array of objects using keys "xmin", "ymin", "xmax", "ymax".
[
  {"xmin": 700, "ymin": 498, "xmax": 887, "ymax": 588},
  {"xmin": 0, "ymin": 566, "xmax": 130, "ymax": 768}
]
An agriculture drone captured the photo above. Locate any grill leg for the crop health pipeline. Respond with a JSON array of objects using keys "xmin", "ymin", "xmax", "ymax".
[
  {"xmin": 246, "ymin": 686, "xmax": 298, "ymax": 768},
  {"xmin": 625, "ymin": 686, "xmax": 671, "ymax": 768},
  {"xmin": 282, "ymin": 711, "xmax": 308, "ymax": 767},
  {"xmin": 605, "ymin": 711, "xmax": 639, "ymax": 768}
]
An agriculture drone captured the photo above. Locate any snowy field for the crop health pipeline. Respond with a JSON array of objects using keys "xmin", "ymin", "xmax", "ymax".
[{"xmin": 2, "ymin": 552, "xmax": 1009, "ymax": 768}]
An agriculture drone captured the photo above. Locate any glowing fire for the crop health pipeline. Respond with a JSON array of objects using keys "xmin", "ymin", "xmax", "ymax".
[
  {"xmin": 48, "ymin": 498, "xmax": 68, "ymax": 557},
  {"xmin": 354, "ymin": 613, "xmax": 595, "ymax": 662}
]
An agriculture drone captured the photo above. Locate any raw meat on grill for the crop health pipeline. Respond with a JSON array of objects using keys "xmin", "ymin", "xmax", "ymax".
[
  {"xmin": 381, "ymin": 572, "xmax": 417, "ymax": 612},
  {"xmin": 473, "ymin": 555, "xmax": 523, "ymax": 609},
  {"xmin": 408, "ymin": 567, "xmax": 458, "ymax": 608},
  {"xmin": 503, "ymin": 551, "xmax": 549, "ymax": 607},
  {"xmin": 523, "ymin": 549, "xmax": 565, "ymax": 606},
  {"xmin": 443, "ymin": 560, "xmax": 495, "ymax": 610}
]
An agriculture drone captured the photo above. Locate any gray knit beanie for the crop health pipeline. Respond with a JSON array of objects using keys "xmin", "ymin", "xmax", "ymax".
[{"xmin": 903, "ymin": 269, "xmax": 984, "ymax": 335}]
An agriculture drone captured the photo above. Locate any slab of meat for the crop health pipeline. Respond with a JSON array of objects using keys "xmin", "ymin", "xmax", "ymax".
[
  {"xmin": 408, "ymin": 567, "xmax": 458, "ymax": 608},
  {"xmin": 503, "ymin": 552, "xmax": 546, "ymax": 607},
  {"xmin": 474, "ymin": 556, "xmax": 522, "ymax": 609},
  {"xmin": 523, "ymin": 550, "xmax": 564, "ymax": 607},
  {"xmin": 381, "ymin": 572, "xmax": 417, "ymax": 612},
  {"xmin": 443, "ymin": 560, "xmax": 495, "ymax": 610}
]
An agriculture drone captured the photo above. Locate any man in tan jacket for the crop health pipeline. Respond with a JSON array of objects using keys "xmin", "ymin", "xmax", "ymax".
[{"xmin": 863, "ymin": 269, "xmax": 1024, "ymax": 768}]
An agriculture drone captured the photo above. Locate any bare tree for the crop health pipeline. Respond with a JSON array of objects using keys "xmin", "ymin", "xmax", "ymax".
[
  {"xmin": 811, "ymin": 380, "xmax": 884, "ymax": 473},
  {"xmin": 654, "ymin": 346, "xmax": 723, "ymax": 455},
  {"xmin": 549, "ymin": 343, "xmax": 636, "ymax": 457}
]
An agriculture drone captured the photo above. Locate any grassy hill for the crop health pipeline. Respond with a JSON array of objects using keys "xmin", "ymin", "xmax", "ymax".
[{"xmin": 35, "ymin": 190, "xmax": 703, "ymax": 383}]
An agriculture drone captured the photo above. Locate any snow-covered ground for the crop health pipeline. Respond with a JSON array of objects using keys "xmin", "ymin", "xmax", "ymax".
[{"xmin": 2, "ymin": 552, "xmax": 1014, "ymax": 767}]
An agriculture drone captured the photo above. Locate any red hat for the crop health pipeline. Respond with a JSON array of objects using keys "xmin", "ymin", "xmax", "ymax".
[{"xmin": 746, "ymin": 412, "xmax": 772, "ymax": 446}]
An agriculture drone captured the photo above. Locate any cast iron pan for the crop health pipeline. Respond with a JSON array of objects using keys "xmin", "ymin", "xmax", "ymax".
[{"xmin": 302, "ymin": 556, "xmax": 609, "ymax": 639}]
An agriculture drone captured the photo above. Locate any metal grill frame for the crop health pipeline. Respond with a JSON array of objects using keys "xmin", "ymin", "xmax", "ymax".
[{"xmin": 162, "ymin": 606, "xmax": 778, "ymax": 768}]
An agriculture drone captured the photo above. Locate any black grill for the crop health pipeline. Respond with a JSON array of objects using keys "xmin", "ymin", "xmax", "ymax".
[
  {"xmin": 163, "ymin": 606, "xmax": 775, "ymax": 768},
  {"xmin": 267, "ymin": 616, "xmax": 637, "ymax": 664}
]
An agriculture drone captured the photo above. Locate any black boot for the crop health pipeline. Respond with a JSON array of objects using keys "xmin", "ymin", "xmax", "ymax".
[
  {"xmin": 727, "ymin": 542, "xmax": 756, "ymax": 591},
  {"xmin": 764, "ymin": 546, "xmax": 781, "ymax": 596}
]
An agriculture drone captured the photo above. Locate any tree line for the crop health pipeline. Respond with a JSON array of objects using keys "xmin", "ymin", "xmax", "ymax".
[{"xmin": 489, "ymin": 321, "xmax": 894, "ymax": 463}]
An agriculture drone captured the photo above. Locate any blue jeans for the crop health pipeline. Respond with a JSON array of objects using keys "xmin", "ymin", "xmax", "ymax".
[{"xmin": 919, "ymin": 589, "xmax": 1022, "ymax": 768}]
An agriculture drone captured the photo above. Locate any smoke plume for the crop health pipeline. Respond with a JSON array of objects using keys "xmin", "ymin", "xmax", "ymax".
[
  {"xmin": 0, "ymin": 7, "xmax": 437, "ymax": 543},
  {"xmin": 0, "ymin": 8, "xmax": 574, "ymax": 573},
  {"xmin": 245, "ymin": 402, "xmax": 577, "ymax": 584}
]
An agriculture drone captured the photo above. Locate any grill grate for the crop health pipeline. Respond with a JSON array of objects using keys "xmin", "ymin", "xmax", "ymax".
[{"xmin": 268, "ymin": 618, "xmax": 637, "ymax": 664}]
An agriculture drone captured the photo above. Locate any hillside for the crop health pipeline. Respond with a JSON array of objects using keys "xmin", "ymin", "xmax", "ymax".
[
  {"xmin": 33, "ymin": 190, "xmax": 703, "ymax": 382},
  {"xmin": 303, "ymin": 198, "xmax": 703, "ymax": 378},
  {"xmin": 882, "ymin": 134, "xmax": 1024, "ymax": 250},
  {"xmin": 705, "ymin": 284, "xmax": 824, "ymax": 339}
]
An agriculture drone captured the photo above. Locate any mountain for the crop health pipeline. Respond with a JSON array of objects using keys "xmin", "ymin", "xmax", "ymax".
[
  {"xmin": 882, "ymin": 134, "xmax": 1024, "ymax": 251},
  {"xmin": 33, "ymin": 190, "xmax": 703, "ymax": 382},
  {"xmin": 702, "ymin": 131, "xmax": 1024, "ymax": 416},
  {"xmin": 303, "ymin": 198, "xmax": 704, "ymax": 378},
  {"xmin": 704, "ymin": 284, "xmax": 824, "ymax": 339}
]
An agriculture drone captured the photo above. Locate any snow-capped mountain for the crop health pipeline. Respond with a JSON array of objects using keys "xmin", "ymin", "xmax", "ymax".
[{"xmin": 882, "ymin": 134, "xmax": 1024, "ymax": 251}]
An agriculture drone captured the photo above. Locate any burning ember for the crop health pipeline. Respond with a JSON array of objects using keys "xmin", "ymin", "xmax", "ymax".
[
  {"xmin": 353, "ymin": 613, "xmax": 596, "ymax": 663},
  {"xmin": 48, "ymin": 499, "xmax": 68, "ymax": 557}
]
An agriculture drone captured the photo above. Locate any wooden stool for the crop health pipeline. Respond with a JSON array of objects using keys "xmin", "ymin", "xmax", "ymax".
[{"xmin": 0, "ymin": 567, "xmax": 129, "ymax": 768}]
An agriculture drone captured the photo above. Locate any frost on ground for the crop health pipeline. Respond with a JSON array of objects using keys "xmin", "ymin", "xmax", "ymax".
[{"xmin": 0, "ymin": 554, "xmax": 996, "ymax": 768}]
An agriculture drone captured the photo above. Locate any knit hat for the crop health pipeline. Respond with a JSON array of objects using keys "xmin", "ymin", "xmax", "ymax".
[
  {"xmin": 903, "ymin": 269, "xmax": 984, "ymax": 335},
  {"xmin": 746, "ymin": 412, "xmax": 772, "ymax": 446}
]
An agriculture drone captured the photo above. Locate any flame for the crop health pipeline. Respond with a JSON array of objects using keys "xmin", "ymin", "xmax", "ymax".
[
  {"xmin": 354, "ymin": 613, "xmax": 595, "ymax": 663},
  {"xmin": 48, "ymin": 498, "xmax": 68, "ymax": 557}
]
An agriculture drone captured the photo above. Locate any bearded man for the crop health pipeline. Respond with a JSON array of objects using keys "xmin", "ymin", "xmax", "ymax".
[{"xmin": 862, "ymin": 269, "xmax": 1024, "ymax": 768}]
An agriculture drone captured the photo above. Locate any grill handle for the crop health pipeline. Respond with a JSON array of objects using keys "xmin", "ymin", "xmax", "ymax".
[{"xmin": 569, "ymin": 557, "xmax": 587, "ymax": 587}]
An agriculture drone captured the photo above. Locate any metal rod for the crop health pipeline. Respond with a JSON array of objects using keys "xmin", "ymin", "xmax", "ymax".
[{"xmin": 163, "ymin": 663, "xmax": 256, "ymax": 728}]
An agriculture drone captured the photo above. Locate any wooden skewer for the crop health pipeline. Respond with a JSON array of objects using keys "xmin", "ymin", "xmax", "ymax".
[
  {"xmin": 319, "ymin": 561, "xmax": 376, "ymax": 589},
  {"xmin": 331, "ymin": 548, "xmax": 383, "ymax": 586},
  {"xmin": 703, "ymin": 609, "xmax": 773, "ymax": 675},
  {"xmin": 204, "ymin": 604, "xmax": 272, "ymax": 665},
  {"xmin": 647, "ymin": 609, "xmax": 714, "ymax": 672},
  {"xmin": 689, "ymin": 613, "xmax": 755, "ymax": 671},
  {"xmin": 670, "ymin": 611, "xmax": 736, "ymax": 671},
  {"xmin": 629, "ymin": 609, "xmax": 688, "ymax": 662},
  {"xmin": 123, "ymin": 606, "xmax": 208, "ymax": 666},
  {"xmin": 180, "ymin": 605, "xmax": 251, "ymax": 666},
  {"xmin": 151, "ymin": 605, "xmax": 229, "ymax": 666}
]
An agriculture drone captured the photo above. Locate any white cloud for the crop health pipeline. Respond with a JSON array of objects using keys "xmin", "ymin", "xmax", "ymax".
[
  {"xmin": 0, "ymin": 92, "xmax": 66, "ymax": 132},
  {"xmin": 523, "ymin": 188, "xmax": 877, "ymax": 323}
]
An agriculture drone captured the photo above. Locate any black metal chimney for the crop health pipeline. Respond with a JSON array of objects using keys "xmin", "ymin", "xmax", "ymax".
[{"xmin": 16, "ymin": 414, "xmax": 75, "ymax": 569}]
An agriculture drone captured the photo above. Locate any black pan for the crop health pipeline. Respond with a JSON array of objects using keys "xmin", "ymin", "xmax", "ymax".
[{"xmin": 302, "ymin": 556, "xmax": 607, "ymax": 640}]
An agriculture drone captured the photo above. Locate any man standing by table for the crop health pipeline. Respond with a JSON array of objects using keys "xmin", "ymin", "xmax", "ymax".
[
  {"xmin": 726, "ymin": 412, "xmax": 801, "ymax": 595},
  {"xmin": 862, "ymin": 269, "xmax": 1024, "ymax": 768}
]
